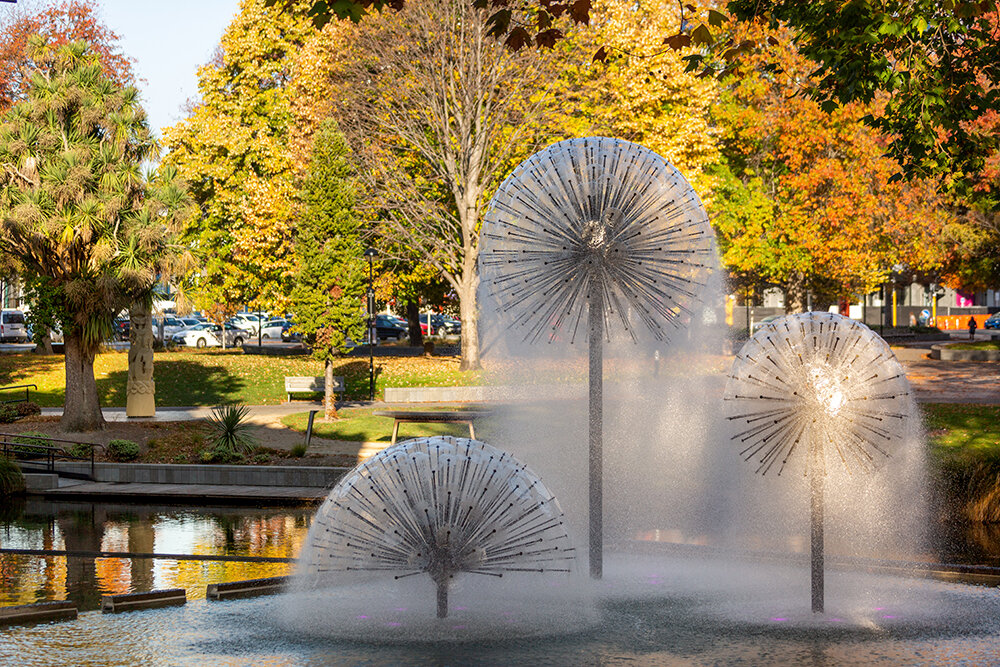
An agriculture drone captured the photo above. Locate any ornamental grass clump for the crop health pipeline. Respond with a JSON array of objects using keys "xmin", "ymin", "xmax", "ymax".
[
  {"xmin": 206, "ymin": 404, "xmax": 258, "ymax": 460},
  {"xmin": 0, "ymin": 456, "xmax": 25, "ymax": 496}
]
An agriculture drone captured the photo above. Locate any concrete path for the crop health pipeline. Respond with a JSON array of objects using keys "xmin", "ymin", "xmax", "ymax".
[
  {"xmin": 892, "ymin": 342, "xmax": 1000, "ymax": 404},
  {"xmin": 39, "ymin": 402, "xmax": 323, "ymax": 423}
]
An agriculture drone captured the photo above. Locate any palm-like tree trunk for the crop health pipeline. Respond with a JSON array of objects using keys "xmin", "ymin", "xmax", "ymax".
[{"xmin": 62, "ymin": 333, "xmax": 103, "ymax": 431}]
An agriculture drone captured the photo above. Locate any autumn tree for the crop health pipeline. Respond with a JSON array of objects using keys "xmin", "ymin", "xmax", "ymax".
[
  {"xmin": 163, "ymin": 0, "xmax": 315, "ymax": 317},
  {"xmin": 710, "ymin": 26, "xmax": 950, "ymax": 310},
  {"xmin": 549, "ymin": 0, "xmax": 719, "ymax": 193},
  {"xmin": 0, "ymin": 0, "xmax": 134, "ymax": 111},
  {"xmin": 291, "ymin": 120, "xmax": 366, "ymax": 419},
  {"xmin": 327, "ymin": 0, "xmax": 554, "ymax": 371},
  {"xmin": 0, "ymin": 39, "xmax": 185, "ymax": 431}
]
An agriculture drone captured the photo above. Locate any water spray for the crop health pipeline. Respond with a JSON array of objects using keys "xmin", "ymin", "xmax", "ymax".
[
  {"xmin": 480, "ymin": 137, "xmax": 715, "ymax": 578},
  {"xmin": 724, "ymin": 312, "xmax": 911, "ymax": 612}
]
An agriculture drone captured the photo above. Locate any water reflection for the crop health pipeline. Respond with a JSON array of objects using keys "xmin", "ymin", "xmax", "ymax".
[
  {"xmin": 0, "ymin": 500, "xmax": 313, "ymax": 611},
  {"xmin": 3, "ymin": 499, "xmax": 998, "ymax": 613}
]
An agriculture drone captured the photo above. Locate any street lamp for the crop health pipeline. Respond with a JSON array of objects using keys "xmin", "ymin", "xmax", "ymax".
[{"xmin": 364, "ymin": 247, "xmax": 378, "ymax": 402}]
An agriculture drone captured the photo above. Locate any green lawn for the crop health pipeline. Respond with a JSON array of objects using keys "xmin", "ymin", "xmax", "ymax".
[
  {"xmin": 0, "ymin": 349, "xmax": 479, "ymax": 407},
  {"xmin": 922, "ymin": 403, "xmax": 1000, "ymax": 523},
  {"xmin": 282, "ymin": 407, "xmax": 496, "ymax": 442},
  {"xmin": 947, "ymin": 341, "xmax": 1000, "ymax": 351},
  {"xmin": 923, "ymin": 403, "xmax": 1000, "ymax": 463}
]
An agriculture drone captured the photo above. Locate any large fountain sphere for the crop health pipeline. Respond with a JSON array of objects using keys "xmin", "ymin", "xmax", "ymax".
[{"xmin": 479, "ymin": 136, "xmax": 716, "ymax": 344}]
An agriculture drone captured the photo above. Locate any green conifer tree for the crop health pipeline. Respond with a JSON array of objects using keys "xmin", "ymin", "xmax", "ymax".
[{"xmin": 292, "ymin": 120, "xmax": 366, "ymax": 419}]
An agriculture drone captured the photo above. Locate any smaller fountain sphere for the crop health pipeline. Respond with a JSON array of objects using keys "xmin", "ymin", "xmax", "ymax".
[
  {"xmin": 295, "ymin": 436, "xmax": 575, "ymax": 618},
  {"xmin": 724, "ymin": 311, "xmax": 912, "ymax": 477}
]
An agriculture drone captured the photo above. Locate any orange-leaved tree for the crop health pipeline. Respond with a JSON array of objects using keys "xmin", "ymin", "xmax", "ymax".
[
  {"xmin": 711, "ymin": 24, "xmax": 950, "ymax": 310},
  {"xmin": 0, "ymin": 0, "xmax": 133, "ymax": 111}
]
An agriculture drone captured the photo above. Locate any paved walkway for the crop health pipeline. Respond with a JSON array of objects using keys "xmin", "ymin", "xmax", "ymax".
[{"xmin": 892, "ymin": 340, "xmax": 999, "ymax": 404}]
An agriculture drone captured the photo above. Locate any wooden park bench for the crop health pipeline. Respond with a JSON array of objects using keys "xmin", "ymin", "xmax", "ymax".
[
  {"xmin": 284, "ymin": 376, "xmax": 344, "ymax": 402},
  {"xmin": 372, "ymin": 409, "xmax": 493, "ymax": 445}
]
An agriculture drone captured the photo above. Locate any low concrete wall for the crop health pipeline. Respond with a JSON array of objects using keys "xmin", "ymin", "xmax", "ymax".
[
  {"xmin": 50, "ymin": 462, "xmax": 344, "ymax": 488},
  {"xmin": 931, "ymin": 345, "xmax": 1000, "ymax": 361},
  {"xmin": 384, "ymin": 386, "xmax": 487, "ymax": 403}
]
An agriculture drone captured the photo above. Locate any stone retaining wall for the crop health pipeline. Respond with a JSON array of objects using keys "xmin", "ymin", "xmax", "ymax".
[
  {"xmin": 931, "ymin": 345, "xmax": 1000, "ymax": 361},
  {"xmin": 50, "ymin": 462, "xmax": 345, "ymax": 487}
]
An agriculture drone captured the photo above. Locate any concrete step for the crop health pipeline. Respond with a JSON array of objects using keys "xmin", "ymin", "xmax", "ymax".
[{"xmin": 22, "ymin": 473, "xmax": 58, "ymax": 491}]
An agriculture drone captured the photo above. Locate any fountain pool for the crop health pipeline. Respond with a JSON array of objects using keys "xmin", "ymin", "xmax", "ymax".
[{"xmin": 4, "ymin": 550, "xmax": 1000, "ymax": 666}]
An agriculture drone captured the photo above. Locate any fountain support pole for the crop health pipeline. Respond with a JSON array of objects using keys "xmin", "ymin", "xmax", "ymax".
[
  {"xmin": 589, "ymin": 284, "xmax": 604, "ymax": 580},
  {"xmin": 436, "ymin": 577, "xmax": 449, "ymax": 618},
  {"xmin": 810, "ymin": 456, "xmax": 824, "ymax": 613}
]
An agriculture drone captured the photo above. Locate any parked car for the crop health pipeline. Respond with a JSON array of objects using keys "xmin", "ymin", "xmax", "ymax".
[
  {"xmin": 171, "ymin": 323, "xmax": 251, "ymax": 348},
  {"xmin": 0, "ymin": 309, "xmax": 28, "ymax": 343},
  {"xmin": 374, "ymin": 314, "xmax": 407, "ymax": 341},
  {"xmin": 985, "ymin": 313, "xmax": 1000, "ymax": 330},
  {"xmin": 228, "ymin": 313, "xmax": 267, "ymax": 336},
  {"xmin": 153, "ymin": 316, "xmax": 192, "ymax": 341},
  {"xmin": 751, "ymin": 314, "xmax": 784, "ymax": 333},
  {"xmin": 258, "ymin": 318, "xmax": 287, "ymax": 340},
  {"xmin": 280, "ymin": 320, "xmax": 301, "ymax": 341},
  {"xmin": 418, "ymin": 313, "xmax": 462, "ymax": 335},
  {"xmin": 113, "ymin": 317, "xmax": 130, "ymax": 341}
]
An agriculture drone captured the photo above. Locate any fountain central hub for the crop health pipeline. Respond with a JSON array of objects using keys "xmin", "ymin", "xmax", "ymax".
[
  {"xmin": 806, "ymin": 366, "xmax": 846, "ymax": 418},
  {"xmin": 581, "ymin": 208, "xmax": 622, "ymax": 256}
]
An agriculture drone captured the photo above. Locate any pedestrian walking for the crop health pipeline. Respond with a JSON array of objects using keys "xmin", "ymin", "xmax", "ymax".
[{"xmin": 968, "ymin": 316, "xmax": 978, "ymax": 340}]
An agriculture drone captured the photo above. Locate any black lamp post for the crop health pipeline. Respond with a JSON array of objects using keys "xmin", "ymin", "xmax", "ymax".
[{"xmin": 364, "ymin": 247, "xmax": 378, "ymax": 401}]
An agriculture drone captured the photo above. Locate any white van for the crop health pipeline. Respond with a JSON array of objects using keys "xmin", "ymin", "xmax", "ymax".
[{"xmin": 0, "ymin": 309, "xmax": 28, "ymax": 343}]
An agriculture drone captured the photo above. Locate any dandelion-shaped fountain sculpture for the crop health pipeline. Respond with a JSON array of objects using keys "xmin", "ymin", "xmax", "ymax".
[
  {"xmin": 723, "ymin": 312, "xmax": 912, "ymax": 612},
  {"xmin": 479, "ymin": 137, "xmax": 715, "ymax": 578},
  {"xmin": 299, "ymin": 436, "xmax": 574, "ymax": 618}
]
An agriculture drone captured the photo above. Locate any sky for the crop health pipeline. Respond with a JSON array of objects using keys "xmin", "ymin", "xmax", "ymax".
[{"xmin": 93, "ymin": 0, "xmax": 241, "ymax": 138}]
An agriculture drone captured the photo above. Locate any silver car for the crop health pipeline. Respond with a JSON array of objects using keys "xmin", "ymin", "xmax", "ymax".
[
  {"xmin": 0, "ymin": 310, "xmax": 28, "ymax": 343},
  {"xmin": 171, "ymin": 323, "xmax": 251, "ymax": 348}
]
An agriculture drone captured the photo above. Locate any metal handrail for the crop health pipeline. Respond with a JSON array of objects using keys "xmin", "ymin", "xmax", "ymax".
[
  {"xmin": 0, "ymin": 384, "xmax": 37, "ymax": 404},
  {"xmin": 0, "ymin": 432, "xmax": 102, "ymax": 478}
]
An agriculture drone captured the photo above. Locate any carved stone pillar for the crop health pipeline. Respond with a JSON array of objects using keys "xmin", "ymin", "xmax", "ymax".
[{"xmin": 126, "ymin": 301, "xmax": 155, "ymax": 417}]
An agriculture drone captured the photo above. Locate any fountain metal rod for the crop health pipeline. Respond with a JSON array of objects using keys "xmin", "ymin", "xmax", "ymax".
[
  {"xmin": 437, "ymin": 578, "xmax": 449, "ymax": 618},
  {"xmin": 811, "ymin": 461, "xmax": 824, "ymax": 613},
  {"xmin": 589, "ymin": 284, "xmax": 604, "ymax": 580}
]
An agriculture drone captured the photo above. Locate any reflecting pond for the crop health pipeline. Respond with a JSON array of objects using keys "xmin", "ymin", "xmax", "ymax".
[{"xmin": 0, "ymin": 499, "xmax": 313, "ymax": 610}]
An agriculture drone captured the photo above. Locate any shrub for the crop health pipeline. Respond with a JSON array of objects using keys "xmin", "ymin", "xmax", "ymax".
[
  {"xmin": 251, "ymin": 453, "xmax": 271, "ymax": 465},
  {"xmin": 0, "ymin": 405, "xmax": 19, "ymax": 424},
  {"xmin": 68, "ymin": 442, "xmax": 94, "ymax": 459},
  {"xmin": 0, "ymin": 456, "xmax": 25, "ymax": 496},
  {"xmin": 207, "ymin": 404, "xmax": 258, "ymax": 456},
  {"xmin": 107, "ymin": 439, "xmax": 140, "ymax": 462},
  {"xmin": 290, "ymin": 443, "xmax": 307, "ymax": 458},
  {"xmin": 10, "ymin": 431, "xmax": 52, "ymax": 456},
  {"xmin": 200, "ymin": 448, "xmax": 244, "ymax": 464},
  {"xmin": 15, "ymin": 401, "xmax": 40, "ymax": 417}
]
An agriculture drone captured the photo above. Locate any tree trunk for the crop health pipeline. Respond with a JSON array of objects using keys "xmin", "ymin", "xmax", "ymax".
[
  {"xmin": 457, "ymin": 279, "xmax": 481, "ymax": 371},
  {"xmin": 324, "ymin": 357, "xmax": 338, "ymax": 420},
  {"xmin": 62, "ymin": 333, "xmax": 104, "ymax": 432},
  {"xmin": 34, "ymin": 333, "xmax": 53, "ymax": 355},
  {"xmin": 406, "ymin": 300, "xmax": 423, "ymax": 347},
  {"xmin": 126, "ymin": 301, "xmax": 156, "ymax": 417}
]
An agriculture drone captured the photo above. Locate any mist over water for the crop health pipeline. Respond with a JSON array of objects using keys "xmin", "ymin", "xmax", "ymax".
[{"xmin": 477, "ymin": 273, "xmax": 933, "ymax": 611}]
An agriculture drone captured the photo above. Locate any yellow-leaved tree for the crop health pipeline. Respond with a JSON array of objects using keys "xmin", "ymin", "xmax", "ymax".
[{"xmin": 163, "ymin": 0, "xmax": 315, "ymax": 317}]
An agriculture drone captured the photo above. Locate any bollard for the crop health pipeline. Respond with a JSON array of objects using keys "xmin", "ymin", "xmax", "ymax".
[
  {"xmin": 0, "ymin": 601, "xmax": 77, "ymax": 626},
  {"xmin": 102, "ymin": 589, "xmax": 186, "ymax": 613},
  {"xmin": 206, "ymin": 576, "xmax": 290, "ymax": 601}
]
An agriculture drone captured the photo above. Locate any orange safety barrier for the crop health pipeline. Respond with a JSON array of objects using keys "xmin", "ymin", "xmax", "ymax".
[{"xmin": 934, "ymin": 314, "xmax": 990, "ymax": 330}]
